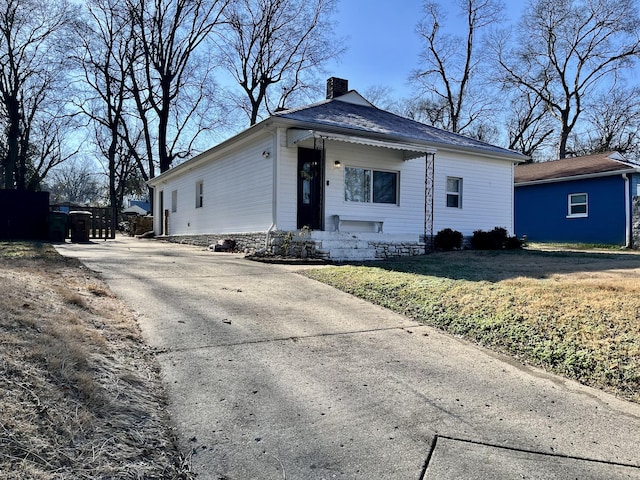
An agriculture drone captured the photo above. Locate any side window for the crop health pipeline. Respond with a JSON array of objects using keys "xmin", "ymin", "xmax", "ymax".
[
  {"xmin": 171, "ymin": 190, "xmax": 178, "ymax": 213},
  {"xmin": 195, "ymin": 180, "xmax": 204, "ymax": 208},
  {"xmin": 568, "ymin": 193, "xmax": 587, "ymax": 218},
  {"xmin": 446, "ymin": 177, "xmax": 462, "ymax": 208}
]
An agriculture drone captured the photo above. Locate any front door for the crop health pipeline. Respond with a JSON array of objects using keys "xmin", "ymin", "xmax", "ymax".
[{"xmin": 297, "ymin": 147, "xmax": 323, "ymax": 230}]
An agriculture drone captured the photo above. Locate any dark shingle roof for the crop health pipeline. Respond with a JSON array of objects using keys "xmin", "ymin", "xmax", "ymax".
[
  {"xmin": 514, "ymin": 152, "xmax": 639, "ymax": 184},
  {"xmin": 275, "ymin": 96, "xmax": 525, "ymax": 160}
]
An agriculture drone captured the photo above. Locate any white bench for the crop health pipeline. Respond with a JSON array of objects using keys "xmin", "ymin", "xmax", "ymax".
[{"xmin": 332, "ymin": 215, "xmax": 384, "ymax": 233}]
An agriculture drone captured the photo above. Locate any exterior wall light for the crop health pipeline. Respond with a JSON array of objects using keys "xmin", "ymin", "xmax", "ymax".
[{"xmin": 334, "ymin": 160, "xmax": 342, "ymax": 168}]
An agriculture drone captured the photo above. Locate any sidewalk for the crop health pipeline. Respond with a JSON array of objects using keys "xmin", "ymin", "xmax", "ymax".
[{"xmin": 56, "ymin": 237, "xmax": 640, "ymax": 479}]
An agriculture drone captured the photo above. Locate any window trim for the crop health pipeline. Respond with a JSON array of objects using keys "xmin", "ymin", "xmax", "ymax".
[
  {"xmin": 567, "ymin": 192, "xmax": 588, "ymax": 218},
  {"xmin": 344, "ymin": 166, "xmax": 399, "ymax": 205},
  {"xmin": 446, "ymin": 176, "xmax": 462, "ymax": 209},
  {"xmin": 195, "ymin": 180, "xmax": 204, "ymax": 208}
]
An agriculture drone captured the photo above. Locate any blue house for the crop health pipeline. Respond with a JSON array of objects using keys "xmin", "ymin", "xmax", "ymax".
[{"xmin": 514, "ymin": 152, "xmax": 640, "ymax": 246}]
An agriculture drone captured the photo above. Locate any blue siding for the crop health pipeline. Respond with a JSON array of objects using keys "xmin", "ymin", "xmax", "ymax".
[{"xmin": 515, "ymin": 175, "xmax": 627, "ymax": 244}]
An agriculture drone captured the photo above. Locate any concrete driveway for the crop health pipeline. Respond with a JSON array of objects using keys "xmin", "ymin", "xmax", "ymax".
[{"xmin": 56, "ymin": 237, "xmax": 640, "ymax": 479}]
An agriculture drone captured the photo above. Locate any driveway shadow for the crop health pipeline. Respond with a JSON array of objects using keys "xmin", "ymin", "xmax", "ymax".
[{"xmin": 365, "ymin": 248, "xmax": 640, "ymax": 282}]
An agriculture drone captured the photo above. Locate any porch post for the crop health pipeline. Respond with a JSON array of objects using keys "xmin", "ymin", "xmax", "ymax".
[{"xmin": 424, "ymin": 152, "xmax": 435, "ymax": 251}]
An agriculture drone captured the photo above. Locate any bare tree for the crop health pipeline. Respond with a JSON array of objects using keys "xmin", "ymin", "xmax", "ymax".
[
  {"xmin": 575, "ymin": 86, "xmax": 640, "ymax": 156},
  {"xmin": 75, "ymin": 0, "xmax": 140, "ymax": 211},
  {"xmin": 46, "ymin": 158, "xmax": 105, "ymax": 205},
  {"xmin": 218, "ymin": 0, "xmax": 342, "ymax": 126},
  {"xmin": 412, "ymin": 0, "xmax": 503, "ymax": 135},
  {"xmin": 0, "ymin": 0, "xmax": 78, "ymax": 190},
  {"xmin": 128, "ymin": 0, "xmax": 230, "ymax": 174},
  {"xmin": 505, "ymin": 88, "xmax": 555, "ymax": 161},
  {"xmin": 495, "ymin": 0, "xmax": 640, "ymax": 159}
]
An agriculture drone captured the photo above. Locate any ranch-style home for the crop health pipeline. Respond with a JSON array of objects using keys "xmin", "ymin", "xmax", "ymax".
[
  {"xmin": 514, "ymin": 151, "xmax": 640, "ymax": 247},
  {"xmin": 148, "ymin": 78, "xmax": 527, "ymax": 261}
]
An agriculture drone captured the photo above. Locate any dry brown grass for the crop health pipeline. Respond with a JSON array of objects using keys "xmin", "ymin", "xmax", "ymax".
[{"xmin": 0, "ymin": 241, "xmax": 193, "ymax": 479}]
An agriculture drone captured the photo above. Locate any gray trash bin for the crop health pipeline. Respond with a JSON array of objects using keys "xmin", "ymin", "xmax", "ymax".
[
  {"xmin": 69, "ymin": 211, "xmax": 92, "ymax": 243},
  {"xmin": 48, "ymin": 211, "xmax": 69, "ymax": 242}
]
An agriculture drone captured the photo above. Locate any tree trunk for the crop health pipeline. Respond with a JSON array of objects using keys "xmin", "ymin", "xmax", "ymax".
[{"xmin": 5, "ymin": 95, "xmax": 20, "ymax": 189}]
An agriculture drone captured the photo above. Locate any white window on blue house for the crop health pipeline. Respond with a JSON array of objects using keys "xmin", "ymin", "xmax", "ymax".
[
  {"xmin": 195, "ymin": 180, "xmax": 204, "ymax": 208},
  {"xmin": 568, "ymin": 193, "xmax": 588, "ymax": 218},
  {"xmin": 344, "ymin": 167, "xmax": 398, "ymax": 204},
  {"xmin": 171, "ymin": 190, "xmax": 178, "ymax": 212},
  {"xmin": 446, "ymin": 177, "xmax": 462, "ymax": 208}
]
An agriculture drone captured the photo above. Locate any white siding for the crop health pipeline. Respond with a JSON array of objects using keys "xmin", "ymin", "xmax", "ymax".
[
  {"xmin": 152, "ymin": 127, "xmax": 516, "ymax": 240},
  {"xmin": 153, "ymin": 134, "xmax": 275, "ymax": 235},
  {"xmin": 275, "ymin": 128, "xmax": 298, "ymax": 230},
  {"xmin": 275, "ymin": 138, "xmax": 426, "ymax": 235},
  {"xmin": 432, "ymin": 152, "xmax": 515, "ymax": 235},
  {"xmin": 324, "ymin": 142, "xmax": 425, "ymax": 235}
]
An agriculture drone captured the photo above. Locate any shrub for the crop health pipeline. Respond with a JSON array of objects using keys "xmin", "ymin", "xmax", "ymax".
[
  {"xmin": 434, "ymin": 228, "xmax": 463, "ymax": 251},
  {"xmin": 472, "ymin": 227, "xmax": 522, "ymax": 250}
]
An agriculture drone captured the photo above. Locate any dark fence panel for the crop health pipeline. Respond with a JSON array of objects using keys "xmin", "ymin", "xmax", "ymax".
[
  {"xmin": 0, "ymin": 190, "xmax": 49, "ymax": 240},
  {"xmin": 50, "ymin": 206, "xmax": 117, "ymax": 240},
  {"xmin": 83, "ymin": 206, "xmax": 117, "ymax": 240}
]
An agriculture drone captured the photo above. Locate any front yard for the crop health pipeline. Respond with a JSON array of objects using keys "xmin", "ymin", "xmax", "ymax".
[{"xmin": 303, "ymin": 247, "xmax": 640, "ymax": 403}]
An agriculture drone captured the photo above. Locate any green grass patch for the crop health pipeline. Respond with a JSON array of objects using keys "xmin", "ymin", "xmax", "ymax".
[
  {"xmin": 304, "ymin": 249, "xmax": 640, "ymax": 402},
  {"xmin": 0, "ymin": 240, "xmax": 59, "ymax": 259}
]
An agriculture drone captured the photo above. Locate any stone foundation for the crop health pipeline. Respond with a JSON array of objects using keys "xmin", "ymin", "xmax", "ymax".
[
  {"xmin": 371, "ymin": 241, "xmax": 426, "ymax": 259},
  {"xmin": 161, "ymin": 230, "xmax": 432, "ymax": 261},
  {"xmin": 162, "ymin": 232, "xmax": 268, "ymax": 253}
]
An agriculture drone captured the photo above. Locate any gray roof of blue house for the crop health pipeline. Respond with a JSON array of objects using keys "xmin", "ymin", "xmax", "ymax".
[{"xmin": 275, "ymin": 95, "xmax": 526, "ymax": 160}]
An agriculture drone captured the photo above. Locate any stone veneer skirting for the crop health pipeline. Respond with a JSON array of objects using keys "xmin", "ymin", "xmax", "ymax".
[
  {"xmin": 632, "ymin": 197, "xmax": 640, "ymax": 249},
  {"xmin": 162, "ymin": 232, "xmax": 268, "ymax": 253},
  {"xmin": 161, "ymin": 230, "xmax": 429, "ymax": 261}
]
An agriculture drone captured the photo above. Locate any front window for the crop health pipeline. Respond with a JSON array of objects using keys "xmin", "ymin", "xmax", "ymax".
[
  {"xmin": 345, "ymin": 167, "xmax": 398, "ymax": 204},
  {"xmin": 446, "ymin": 177, "xmax": 462, "ymax": 208},
  {"xmin": 568, "ymin": 193, "xmax": 588, "ymax": 217}
]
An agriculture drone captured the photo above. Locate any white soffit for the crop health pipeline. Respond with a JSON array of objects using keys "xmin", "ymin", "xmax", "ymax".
[{"xmin": 286, "ymin": 129, "xmax": 436, "ymax": 160}]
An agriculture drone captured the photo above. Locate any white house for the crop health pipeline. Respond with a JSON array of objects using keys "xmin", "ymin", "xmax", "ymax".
[{"xmin": 148, "ymin": 78, "xmax": 526, "ymax": 261}]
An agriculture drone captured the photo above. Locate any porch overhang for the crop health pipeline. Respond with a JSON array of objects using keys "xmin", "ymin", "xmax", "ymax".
[{"xmin": 286, "ymin": 128, "xmax": 437, "ymax": 160}]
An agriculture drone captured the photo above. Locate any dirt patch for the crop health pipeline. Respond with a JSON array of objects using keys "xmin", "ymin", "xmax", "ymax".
[{"xmin": 0, "ymin": 242, "xmax": 194, "ymax": 479}]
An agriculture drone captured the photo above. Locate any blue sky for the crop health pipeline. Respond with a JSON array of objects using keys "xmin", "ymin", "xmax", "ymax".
[{"xmin": 328, "ymin": 0, "xmax": 526, "ymax": 99}]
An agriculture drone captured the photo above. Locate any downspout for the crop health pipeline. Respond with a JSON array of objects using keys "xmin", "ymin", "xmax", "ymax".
[
  {"xmin": 265, "ymin": 129, "xmax": 278, "ymax": 251},
  {"xmin": 623, "ymin": 173, "xmax": 631, "ymax": 248}
]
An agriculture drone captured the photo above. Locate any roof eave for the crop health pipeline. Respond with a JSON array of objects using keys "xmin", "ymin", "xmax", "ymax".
[
  {"xmin": 515, "ymin": 167, "xmax": 640, "ymax": 186},
  {"xmin": 276, "ymin": 117, "xmax": 527, "ymax": 163}
]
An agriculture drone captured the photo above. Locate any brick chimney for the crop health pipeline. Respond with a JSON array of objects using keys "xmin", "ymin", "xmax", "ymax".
[{"xmin": 326, "ymin": 77, "xmax": 349, "ymax": 99}]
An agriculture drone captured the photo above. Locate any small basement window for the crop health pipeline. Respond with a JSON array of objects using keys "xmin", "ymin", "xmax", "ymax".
[
  {"xmin": 446, "ymin": 177, "xmax": 462, "ymax": 208},
  {"xmin": 195, "ymin": 180, "xmax": 204, "ymax": 208},
  {"xmin": 568, "ymin": 193, "xmax": 588, "ymax": 218}
]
